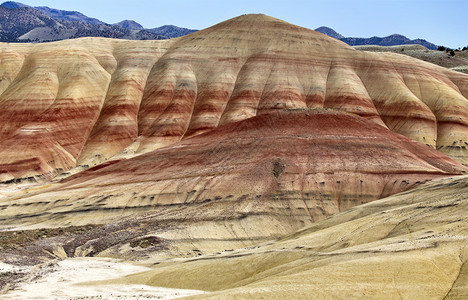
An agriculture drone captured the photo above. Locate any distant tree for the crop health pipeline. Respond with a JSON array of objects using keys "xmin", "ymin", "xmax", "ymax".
[
  {"xmin": 438, "ymin": 46, "xmax": 446, "ymax": 51},
  {"xmin": 449, "ymin": 50, "xmax": 455, "ymax": 56},
  {"xmin": 463, "ymin": 47, "xmax": 467, "ymax": 51}
]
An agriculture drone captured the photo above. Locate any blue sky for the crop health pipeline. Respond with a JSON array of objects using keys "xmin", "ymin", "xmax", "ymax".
[{"xmin": 11, "ymin": 0, "xmax": 468, "ymax": 48}]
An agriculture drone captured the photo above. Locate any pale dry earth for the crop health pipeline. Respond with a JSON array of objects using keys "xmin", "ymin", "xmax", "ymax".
[{"xmin": 1, "ymin": 257, "xmax": 205, "ymax": 299}]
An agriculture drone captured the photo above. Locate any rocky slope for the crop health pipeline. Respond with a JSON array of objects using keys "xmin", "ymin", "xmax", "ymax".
[
  {"xmin": 0, "ymin": 2, "xmax": 194, "ymax": 42},
  {"xmin": 0, "ymin": 5, "xmax": 163, "ymax": 42},
  {"xmin": 34, "ymin": 5, "xmax": 104, "ymax": 25},
  {"xmin": 0, "ymin": 14, "xmax": 467, "ymax": 182},
  {"xmin": 0, "ymin": 5, "xmax": 61, "ymax": 41}
]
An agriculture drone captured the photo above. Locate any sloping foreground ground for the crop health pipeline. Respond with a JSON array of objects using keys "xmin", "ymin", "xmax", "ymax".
[
  {"xmin": 1, "ymin": 257, "xmax": 205, "ymax": 299},
  {"xmin": 0, "ymin": 14, "xmax": 468, "ymax": 181},
  {"xmin": 0, "ymin": 110, "xmax": 466, "ymax": 266},
  {"xmin": 100, "ymin": 175, "xmax": 468, "ymax": 299}
]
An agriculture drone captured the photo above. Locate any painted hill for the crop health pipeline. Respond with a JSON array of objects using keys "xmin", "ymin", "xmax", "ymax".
[
  {"xmin": 1, "ymin": 14, "xmax": 468, "ymax": 298},
  {"xmin": 0, "ymin": 14, "xmax": 467, "ymax": 183}
]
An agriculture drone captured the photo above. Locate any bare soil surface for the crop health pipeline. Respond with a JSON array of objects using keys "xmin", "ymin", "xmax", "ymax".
[
  {"xmin": 355, "ymin": 45, "xmax": 468, "ymax": 73},
  {"xmin": 1, "ymin": 257, "xmax": 205, "ymax": 299}
]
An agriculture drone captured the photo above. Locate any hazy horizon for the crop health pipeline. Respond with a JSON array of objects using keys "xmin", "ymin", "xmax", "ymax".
[{"xmin": 5, "ymin": 0, "xmax": 468, "ymax": 48}]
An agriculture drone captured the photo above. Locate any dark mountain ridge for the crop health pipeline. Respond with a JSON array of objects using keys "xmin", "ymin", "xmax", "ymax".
[
  {"xmin": 0, "ymin": 5, "xmax": 165, "ymax": 42},
  {"xmin": 0, "ymin": 1, "xmax": 27, "ymax": 8},
  {"xmin": 35, "ymin": 5, "xmax": 104, "ymax": 24},
  {"xmin": 314, "ymin": 26, "xmax": 344, "ymax": 39},
  {"xmin": 112, "ymin": 21, "xmax": 196, "ymax": 38},
  {"xmin": 315, "ymin": 26, "xmax": 439, "ymax": 50},
  {"xmin": 0, "ymin": 5, "xmax": 60, "ymax": 42},
  {"xmin": 0, "ymin": 1, "xmax": 197, "ymax": 42},
  {"xmin": 146, "ymin": 25, "xmax": 197, "ymax": 39}
]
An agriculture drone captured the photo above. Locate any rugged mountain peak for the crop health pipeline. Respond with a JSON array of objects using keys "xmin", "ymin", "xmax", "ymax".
[
  {"xmin": 315, "ymin": 26, "xmax": 344, "ymax": 39},
  {"xmin": 0, "ymin": 1, "xmax": 29, "ymax": 9},
  {"xmin": 114, "ymin": 20, "xmax": 144, "ymax": 30}
]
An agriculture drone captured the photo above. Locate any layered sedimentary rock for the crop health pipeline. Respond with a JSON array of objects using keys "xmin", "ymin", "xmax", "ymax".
[
  {"xmin": 2, "ymin": 13, "xmax": 468, "ymax": 299},
  {"xmin": 0, "ymin": 39, "xmax": 172, "ymax": 180},
  {"xmin": 111, "ymin": 175, "xmax": 468, "ymax": 299},
  {"xmin": 0, "ymin": 110, "xmax": 465, "ymax": 259},
  {"xmin": 0, "ymin": 14, "xmax": 468, "ymax": 180}
]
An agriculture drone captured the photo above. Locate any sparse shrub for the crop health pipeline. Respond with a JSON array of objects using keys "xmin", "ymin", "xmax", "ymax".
[{"xmin": 449, "ymin": 50, "xmax": 455, "ymax": 56}]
